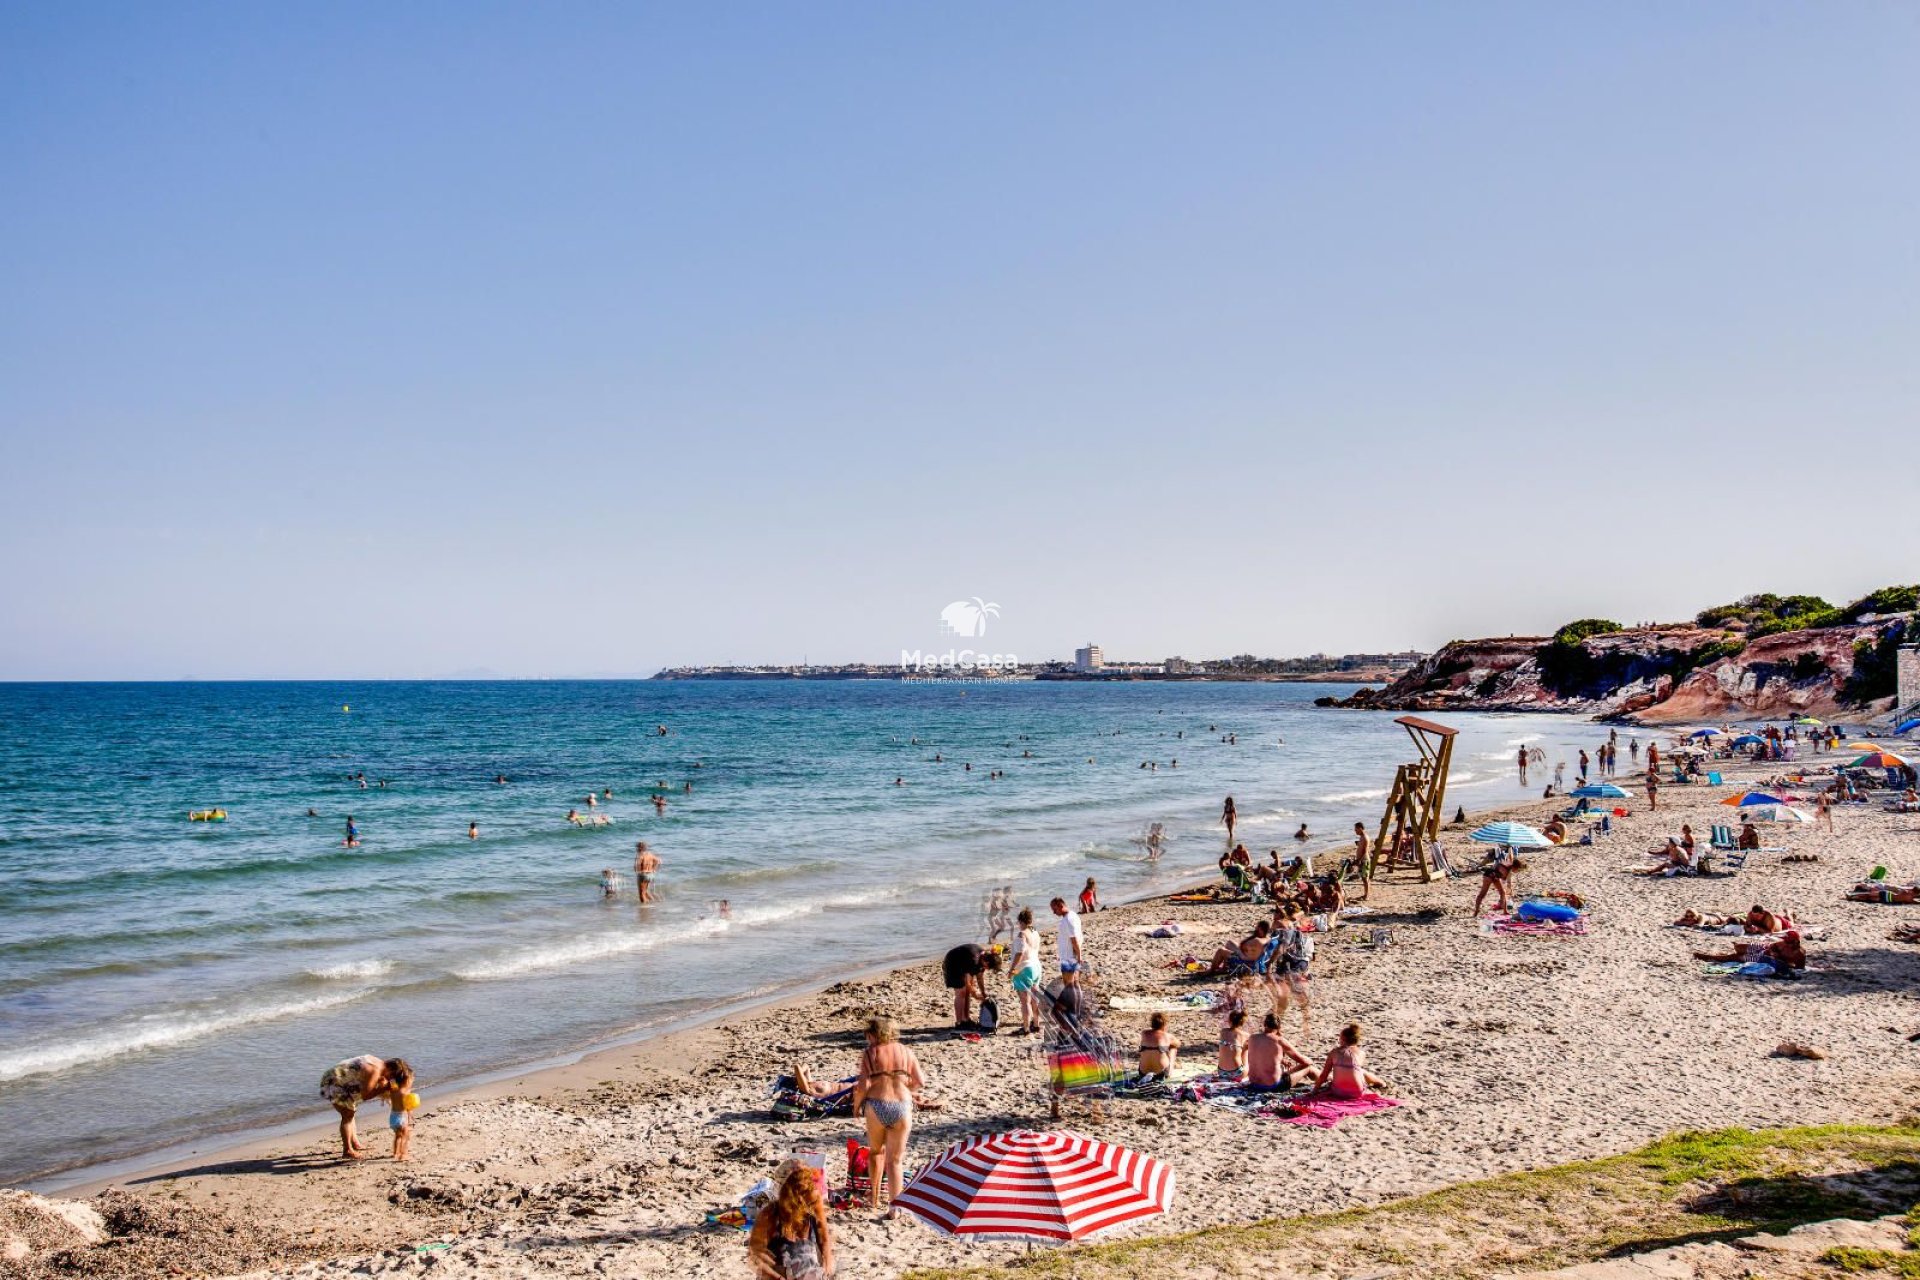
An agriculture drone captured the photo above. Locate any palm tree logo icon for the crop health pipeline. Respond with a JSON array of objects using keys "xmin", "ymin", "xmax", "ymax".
[{"xmin": 939, "ymin": 598, "xmax": 1001, "ymax": 638}]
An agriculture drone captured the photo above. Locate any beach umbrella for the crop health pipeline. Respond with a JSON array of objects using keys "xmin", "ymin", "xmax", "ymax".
[
  {"xmin": 1751, "ymin": 805, "xmax": 1813, "ymax": 824},
  {"xmin": 1848, "ymin": 751, "xmax": 1910, "ymax": 769},
  {"xmin": 892, "ymin": 1129, "xmax": 1174, "ymax": 1242},
  {"xmin": 1571, "ymin": 783, "xmax": 1629, "ymax": 799},
  {"xmin": 1721, "ymin": 791, "xmax": 1787, "ymax": 807},
  {"xmin": 1730, "ymin": 734, "xmax": 1765, "ymax": 747},
  {"xmin": 1894, "ymin": 718, "xmax": 1920, "ymax": 734},
  {"xmin": 1686, "ymin": 729, "xmax": 1722, "ymax": 740},
  {"xmin": 1468, "ymin": 821, "xmax": 1552, "ymax": 848},
  {"xmin": 1794, "ymin": 717, "xmax": 1824, "ymax": 726}
]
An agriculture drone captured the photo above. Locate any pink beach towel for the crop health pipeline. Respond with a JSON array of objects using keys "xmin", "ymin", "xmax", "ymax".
[{"xmin": 1275, "ymin": 1092, "xmax": 1402, "ymax": 1129}]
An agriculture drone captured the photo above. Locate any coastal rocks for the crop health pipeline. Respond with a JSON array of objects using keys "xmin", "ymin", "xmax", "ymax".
[{"xmin": 1324, "ymin": 620, "xmax": 1904, "ymax": 723}]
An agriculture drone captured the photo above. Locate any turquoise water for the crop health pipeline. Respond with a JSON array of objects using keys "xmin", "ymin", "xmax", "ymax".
[{"xmin": 0, "ymin": 680, "xmax": 1610, "ymax": 1184}]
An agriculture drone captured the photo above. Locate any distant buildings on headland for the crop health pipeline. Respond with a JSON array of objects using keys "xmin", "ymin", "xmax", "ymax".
[{"xmin": 653, "ymin": 647, "xmax": 1424, "ymax": 683}]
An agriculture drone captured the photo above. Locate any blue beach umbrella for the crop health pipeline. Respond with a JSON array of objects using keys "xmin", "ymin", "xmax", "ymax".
[
  {"xmin": 1571, "ymin": 783, "xmax": 1629, "ymax": 799},
  {"xmin": 1686, "ymin": 729, "xmax": 1721, "ymax": 740},
  {"xmin": 1730, "ymin": 734, "xmax": 1765, "ymax": 747},
  {"xmin": 1468, "ymin": 821, "xmax": 1552, "ymax": 848}
]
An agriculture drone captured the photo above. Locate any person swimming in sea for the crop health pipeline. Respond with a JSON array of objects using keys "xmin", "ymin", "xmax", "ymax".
[
  {"xmin": 600, "ymin": 868, "xmax": 617, "ymax": 899},
  {"xmin": 467, "ymin": 822, "xmax": 478, "ymax": 839},
  {"xmin": 343, "ymin": 815, "xmax": 359, "ymax": 848}
]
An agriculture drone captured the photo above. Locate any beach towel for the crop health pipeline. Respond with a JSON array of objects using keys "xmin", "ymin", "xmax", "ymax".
[
  {"xmin": 1481, "ymin": 913, "xmax": 1589, "ymax": 938},
  {"xmin": 1274, "ymin": 1092, "xmax": 1402, "ymax": 1129},
  {"xmin": 1109, "ymin": 992, "xmax": 1221, "ymax": 1014},
  {"xmin": 1703, "ymin": 961, "xmax": 1791, "ymax": 979}
]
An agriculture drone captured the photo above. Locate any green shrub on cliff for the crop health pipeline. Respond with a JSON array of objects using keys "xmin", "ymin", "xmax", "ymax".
[
  {"xmin": 1749, "ymin": 607, "xmax": 1843, "ymax": 639},
  {"xmin": 1552, "ymin": 619, "xmax": 1623, "ymax": 647},
  {"xmin": 1840, "ymin": 584, "xmax": 1919, "ymax": 623},
  {"xmin": 1695, "ymin": 592, "xmax": 1835, "ymax": 630}
]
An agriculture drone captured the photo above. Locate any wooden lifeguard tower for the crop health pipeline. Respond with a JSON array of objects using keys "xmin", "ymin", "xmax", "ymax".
[{"xmin": 1368, "ymin": 715, "xmax": 1458, "ymax": 882}]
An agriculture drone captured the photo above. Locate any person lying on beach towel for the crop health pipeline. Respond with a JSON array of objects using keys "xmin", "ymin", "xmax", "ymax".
[
  {"xmin": 1692, "ymin": 931, "xmax": 1805, "ymax": 975},
  {"xmin": 1847, "ymin": 881, "xmax": 1920, "ymax": 904}
]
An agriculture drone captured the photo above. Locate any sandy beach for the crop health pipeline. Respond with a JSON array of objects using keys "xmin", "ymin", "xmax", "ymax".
[{"xmin": 11, "ymin": 746, "xmax": 1920, "ymax": 1279}]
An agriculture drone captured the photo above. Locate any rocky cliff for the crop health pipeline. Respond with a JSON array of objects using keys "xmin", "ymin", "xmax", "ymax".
[{"xmin": 1322, "ymin": 618, "xmax": 1907, "ymax": 723}]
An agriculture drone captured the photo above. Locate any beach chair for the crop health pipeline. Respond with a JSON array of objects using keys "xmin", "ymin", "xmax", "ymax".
[
  {"xmin": 1710, "ymin": 825, "xmax": 1735, "ymax": 852},
  {"xmin": 1707, "ymin": 772, "xmax": 1724, "ymax": 786}
]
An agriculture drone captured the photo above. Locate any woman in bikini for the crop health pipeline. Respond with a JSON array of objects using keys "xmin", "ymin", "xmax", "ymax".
[
  {"xmin": 1137, "ymin": 1012, "xmax": 1179, "ymax": 1081},
  {"xmin": 1216, "ymin": 1009, "xmax": 1250, "ymax": 1078},
  {"xmin": 1314, "ymin": 1023, "xmax": 1386, "ymax": 1099},
  {"xmin": 852, "ymin": 1015, "xmax": 924, "ymax": 1215}
]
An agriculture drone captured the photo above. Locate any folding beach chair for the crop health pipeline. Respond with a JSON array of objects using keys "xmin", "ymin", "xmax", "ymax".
[{"xmin": 1710, "ymin": 825, "xmax": 1735, "ymax": 851}]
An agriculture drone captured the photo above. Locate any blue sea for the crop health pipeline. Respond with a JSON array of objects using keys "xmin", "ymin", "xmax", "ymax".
[{"xmin": 0, "ymin": 680, "xmax": 1613, "ymax": 1185}]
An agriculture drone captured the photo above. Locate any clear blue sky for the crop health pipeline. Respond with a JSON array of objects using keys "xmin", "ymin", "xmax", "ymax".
[{"xmin": 2, "ymin": 4, "xmax": 1914, "ymax": 678}]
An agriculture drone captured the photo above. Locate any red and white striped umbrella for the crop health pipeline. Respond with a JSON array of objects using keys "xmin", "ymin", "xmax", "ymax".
[{"xmin": 892, "ymin": 1128, "xmax": 1175, "ymax": 1242}]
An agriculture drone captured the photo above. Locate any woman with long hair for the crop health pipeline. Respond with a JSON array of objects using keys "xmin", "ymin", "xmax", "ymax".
[
  {"xmin": 746, "ymin": 1161, "xmax": 833, "ymax": 1279},
  {"xmin": 852, "ymin": 1015, "xmax": 924, "ymax": 1214}
]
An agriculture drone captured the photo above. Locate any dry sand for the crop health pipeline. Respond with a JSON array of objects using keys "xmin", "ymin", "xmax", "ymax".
[{"xmin": 13, "ymin": 750, "xmax": 1920, "ymax": 1279}]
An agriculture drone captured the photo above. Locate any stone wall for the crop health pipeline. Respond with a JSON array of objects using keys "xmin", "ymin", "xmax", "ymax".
[{"xmin": 1899, "ymin": 644, "xmax": 1920, "ymax": 713}]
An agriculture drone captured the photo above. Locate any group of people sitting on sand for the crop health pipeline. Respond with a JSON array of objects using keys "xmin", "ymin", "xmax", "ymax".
[
  {"xmin": 1674, "ymin": 903, "xmax": 1807, "ymax": 976},
  {"xmin": 1149, "ymin": 1010, "xmax": 1384, "ymax": 1097}
]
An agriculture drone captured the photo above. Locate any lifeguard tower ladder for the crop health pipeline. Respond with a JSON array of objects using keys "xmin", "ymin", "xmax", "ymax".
[{"xmin": 1368, "ymin": 715, "xmax": 1458, "ymax": 883}]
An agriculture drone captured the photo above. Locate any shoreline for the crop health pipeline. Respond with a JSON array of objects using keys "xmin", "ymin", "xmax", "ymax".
[
  {"xmin": 39, "ymin": 869, "xmax": 1226, "ymax": 1200},
  {"xmin": 19, "ymin": 738, "xmax": 1920, "ymax": 1279}
]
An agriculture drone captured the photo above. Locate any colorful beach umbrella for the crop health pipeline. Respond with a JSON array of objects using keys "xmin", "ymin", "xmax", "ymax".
[
  {"xmin": 892, "ymin": 1129, "xmax": 1174, "ymax": 1242},
  {"xmin": 1571, "ymin": 783, "xmax": 1629, "ymax": 799},
  {"xmin": 1848, "ymin": 751, "xmax": 1910, "ymax": 769},
  {"xmin": 1722, "ymin": 791, "xmax": 1787, "ymax": 807},
  {"xmin": 1468, "ymin": 821, "xmax": 1552, "ymax": 848}
]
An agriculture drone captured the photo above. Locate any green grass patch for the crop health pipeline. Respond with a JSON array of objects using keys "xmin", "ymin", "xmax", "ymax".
[{"xmin": 904, "ymin": 1123, "xmax": 1920, "ymax": 1280}]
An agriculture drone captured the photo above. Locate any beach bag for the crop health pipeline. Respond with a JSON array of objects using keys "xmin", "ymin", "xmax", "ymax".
[{"xmin": 976, "ymin": 996, "xmax": 1000, "ymax": 1033}]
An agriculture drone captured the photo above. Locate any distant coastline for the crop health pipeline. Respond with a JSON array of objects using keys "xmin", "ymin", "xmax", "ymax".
[{"xmin": 651, "ymin": 653, "xmax": 1418, "ymax": 684}]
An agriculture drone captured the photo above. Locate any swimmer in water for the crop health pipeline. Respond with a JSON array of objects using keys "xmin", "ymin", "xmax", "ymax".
[
  {"xmin": 1295, "ymin": 823, "xmax": 1310, "ymax": 841},
  {"xmin": 683, "ymin": 781, "xmax": 691, "ymax": 794},
  {"xmin": 585, "ymin": 792, "xmax": 597, "ymax": 808},
  {"xmin": 307, "ymin": 808, "xmax": 318, "ymax": 818},
  {"xmin": 716, "ymin": 899, "xmax": 731, "ymax": 919},
  {"xmin": 600, "ymin": 868, "xmax": 617, "ymax": 899},
  {"xmin": 467, "ymin": 822, "xmax": 478, "ymax": 839},
  {"xmin": 567, "ymin": 808, "xmax": 583, "ymax": 826},
  {"xmin": 651, "ymin": 795, "xmax": 667, "ymax": 815},
  {"xmin": 344, "ymin": 815, "xmax": 359, "ymax": 848}
]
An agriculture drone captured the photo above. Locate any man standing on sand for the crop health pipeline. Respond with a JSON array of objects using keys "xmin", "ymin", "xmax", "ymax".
[
  {"xmin": 1050, "ymin": 897, "xmax": 1084, "ymax": 974},
  {"xmin": 1517, "ymin": 748, "xmax": 1529, "ymax": 785},
  {"xmin": 1645, "ymin": 768, "xmax": 1659, "ymax": 812},
  {"xmin": 1351, "ymin": 822, "xmax": 1371, "ymax": 901},
  {"xmin": 634, "ymin": 841, "xmax": 661, "ymax": 903}
]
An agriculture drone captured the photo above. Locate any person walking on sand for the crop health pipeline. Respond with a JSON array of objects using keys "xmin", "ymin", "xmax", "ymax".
[
  {"xmin": 1645, "ymin": 768, "xmax": 1659, "ymax": 812},
  {"xmin": 634, "ymin": 841, "xmax": 660, "ymax": 903},
  {"xmin": 853, "ymin": 1016, "xmax": 924, "ymax": 1216},
  {"xmin": 1816, "ymin": 790, "xmax": 1834, "ymax": 832},
  {"xmin": 747, "ymin": 1159, "xmax": 835, "ymax": 1279},
  {"xmin": 319, "ymin": 1055, "xmax": 412, "ymax": 1159},
  {"xmin": 1222, "ymin": 795, "xmax": 1237, "ymax": 847}
]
